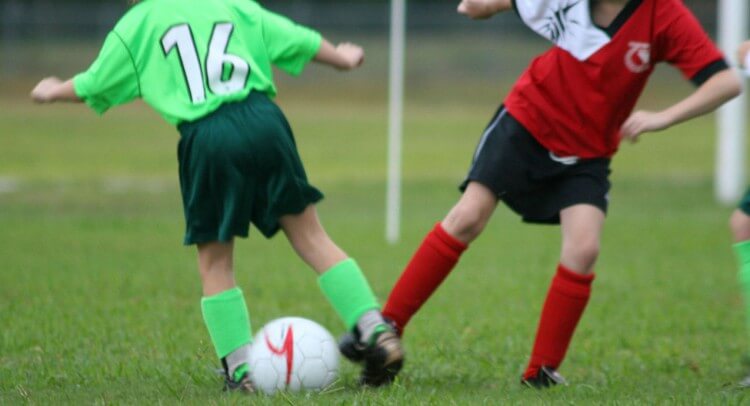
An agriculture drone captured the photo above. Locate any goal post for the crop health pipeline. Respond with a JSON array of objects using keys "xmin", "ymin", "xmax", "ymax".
[
  {"xmin": 716, "ymin": 0, "xmax": 748, "ymax": 204},
  {"xmin": 386, "ymin": 0, "xmax": 406, "ymax": 244}
]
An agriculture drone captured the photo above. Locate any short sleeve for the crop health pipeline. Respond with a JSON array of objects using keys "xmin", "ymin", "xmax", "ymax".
[
  {"xmin": 659, "ymin": 2, "xmax": 728, "ymax": 86},
  {"xmin": 73, "ymin": 31, "xmax": 140, "ymax": 114},
  {"xmin": 260, "ymin": 8, "xmax": 322, "ymax": 76}
]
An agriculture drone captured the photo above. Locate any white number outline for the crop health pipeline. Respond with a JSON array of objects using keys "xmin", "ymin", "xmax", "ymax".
[{"xmin": 161, "ymin": 22, "xmax": 250, "ymax": 104}]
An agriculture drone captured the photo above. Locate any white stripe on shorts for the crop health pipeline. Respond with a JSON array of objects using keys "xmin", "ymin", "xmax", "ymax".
[{"xmin": 473, "ymin": 107, "xmax": 508, "ymax": 162}]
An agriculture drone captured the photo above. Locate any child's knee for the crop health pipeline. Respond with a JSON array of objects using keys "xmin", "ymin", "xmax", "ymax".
[{"xmin": 730, "ymin": 210, "xmax": 750, "ymax": 242}]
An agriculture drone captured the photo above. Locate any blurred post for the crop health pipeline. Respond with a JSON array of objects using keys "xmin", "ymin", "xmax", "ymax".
[
  {"xmin": 386, "ymin": 0, "xmax": 406, "ymax": 244},
  {"xmin": 716, "ymin": 0, "xmax": 748, "ymax": 204}
]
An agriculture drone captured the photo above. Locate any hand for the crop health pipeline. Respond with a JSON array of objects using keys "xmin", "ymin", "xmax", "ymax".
[
  {"xmin": 457, "ymin": 0, "xmax": 501, "ymax": 19},
  {"xmin": 336, "ymin": 43, "xmax": 364, "ymax": 70},
  {"xmin": 30, "ymin": 77, "xmax": 63, "ymax": 103},
  {"xmin": 620, "ymin": 110, "xmax": 673, "ymax": 143},
  {"xmin": 737, "ymin": 41, "xmax": 750, "ymax": 69}
]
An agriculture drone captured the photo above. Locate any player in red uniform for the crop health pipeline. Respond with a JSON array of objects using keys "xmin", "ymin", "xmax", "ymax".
[{"xmin": 341, "ymin": 0, "xmax": 742, "ymax": 387}]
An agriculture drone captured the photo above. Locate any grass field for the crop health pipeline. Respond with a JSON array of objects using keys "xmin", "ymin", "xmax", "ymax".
[{"xmin": 2, "ymin": 61, "xmax": 750, "ymax": 404}]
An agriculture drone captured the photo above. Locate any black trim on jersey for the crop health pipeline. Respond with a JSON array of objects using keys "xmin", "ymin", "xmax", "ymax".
[
  {"xmin": 591, "ymin": 0, "xmax": 644, "ymax": 37},
  {"xmin": 511, "ymin": 0, "xmax": 520, "ymax": 18},
  {"xmin": 113, "ymin": 31, "xmax": 142, "ymax": 98},
  {"xmin": 690, "ymin": 58, "xmax": 730, "ymax": 87}
]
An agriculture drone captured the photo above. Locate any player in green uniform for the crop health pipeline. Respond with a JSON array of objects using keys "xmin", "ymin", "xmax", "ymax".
[
  {"xmin": 730, "ymin": 40, "xmax": 750, "ymax": 387},
  {"xmin": 30, "ymin": 0, "xmax": 403, "ymax": 392}
]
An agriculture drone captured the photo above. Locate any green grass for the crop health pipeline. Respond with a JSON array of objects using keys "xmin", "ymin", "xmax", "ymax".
[{"xmin": 2, "ymin": 71, "xmax": 750, "ymax": 404}]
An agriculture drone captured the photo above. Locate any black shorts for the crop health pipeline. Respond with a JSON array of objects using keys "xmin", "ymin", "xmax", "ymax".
[
  {"xmin": 460, "ymin": 106, "xmax": 611, "ymax": 224},
  {"xmin": 177, "ymin": 92, "xmax": 323, "ymax": 245},
  {"xmin": 739, "ymin": 188, "xmax": 750, "ymax": 216}
]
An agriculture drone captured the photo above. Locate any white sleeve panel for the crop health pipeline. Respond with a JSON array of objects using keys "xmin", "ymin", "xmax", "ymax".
[{"xmin": 513, "ymin": 0, "xmax": 611, "ymax": 60}]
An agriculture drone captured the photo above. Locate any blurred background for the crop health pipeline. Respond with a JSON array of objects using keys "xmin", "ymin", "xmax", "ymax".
[
  {"xmin": 0, "ymin": 0, "xmax": 720, "ymax": 97},
  {"xmin": 5, "ymin": 1, "xmax": 750, "ymax": 403}
]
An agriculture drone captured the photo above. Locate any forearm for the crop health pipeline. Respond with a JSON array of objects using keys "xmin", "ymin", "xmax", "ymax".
[
  {"xmin": 31, "ymin": 77, "xmax": 82, "ymax": 103},
  {"xmin": 47, "ymin": 79, "xmax": 81, "ymax": 102},
  {"xmin": 662, "ymin": 69, "xmax": 741, "ymax": 127},
  {"xmin": 738, "ymin": 40, "xmax": 750, "ymax": 75},
  {"xmin": 458, "ymin": 0, "xmax": 513, "ymax": 19},
  {"xmin": 313, "ymin": 39, "xmax": 361, "ymax": 70}
]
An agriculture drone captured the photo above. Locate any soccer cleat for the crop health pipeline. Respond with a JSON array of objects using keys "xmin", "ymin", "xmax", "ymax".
[
  {"xmin": 360, "ymin": 329, "xmax": 404, "ymax": 386},
  {"xmin": 338, "ymin": 321, "xmax": 405, "ymax": 386},
  {"xmin": 223, "ymin": 370, "xmax": 255, "ymax": 394},
  {"xmin": 521, "ymin": 366, "xmax": 568, "ymax": 389},
  {"xmin": 339, "ymin": 317, "xmax": 399, "ymax": 363}
]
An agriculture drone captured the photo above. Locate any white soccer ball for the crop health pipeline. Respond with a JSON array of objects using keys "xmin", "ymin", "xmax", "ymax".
[{"xmin": 248, "ymin": 317, "xmax": 339, "ymax": 394}]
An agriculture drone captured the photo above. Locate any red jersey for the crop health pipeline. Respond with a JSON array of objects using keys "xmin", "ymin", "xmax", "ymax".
[{"xmin": 504, "ymin": 0, "xmax": 728, "ymax": 159}]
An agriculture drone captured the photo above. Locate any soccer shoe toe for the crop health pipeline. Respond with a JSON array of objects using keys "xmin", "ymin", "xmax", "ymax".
[
  {"xmin": 521, "ymin": 366, "xmax": 568, "ymax": 389},
  {"xmin": 339, "ymin": 332, "xmax": 367, "ymax": 363},
  {"xmin": 359, "ymin": 330, "xmax": 405, "ymax": 387}
]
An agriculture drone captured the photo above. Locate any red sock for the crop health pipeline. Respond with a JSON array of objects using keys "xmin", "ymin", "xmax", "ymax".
[
  {"xmin": 382, "ymin": 223, "xmax": 467, "ymax": 334},
  {"xmin": 523, "ymin": 264, "xmax": 595, "ymax": 379}
]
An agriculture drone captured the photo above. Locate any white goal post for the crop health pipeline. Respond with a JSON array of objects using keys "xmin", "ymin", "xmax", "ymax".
[
  {"xmin": 716, "ymin": 0, "xmax": 748, "ymax": 204},
  {"xmin": 386, "ymin": 0, "xmax": 406, "ymax": 244}
]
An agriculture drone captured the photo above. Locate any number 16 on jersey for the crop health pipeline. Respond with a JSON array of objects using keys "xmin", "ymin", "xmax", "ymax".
[{"xmin": 161, "ymin": 22, "xmax": 250, "ymax": 104}]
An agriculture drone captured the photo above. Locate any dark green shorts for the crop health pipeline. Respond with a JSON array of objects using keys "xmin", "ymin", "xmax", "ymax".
[
  {"xmin": 740, "ymin": 188, "xmax": 750, "ymax": 215},
  {"xmin": 176, "ymin": 92, "xmax": 323, "ymax": 245}
]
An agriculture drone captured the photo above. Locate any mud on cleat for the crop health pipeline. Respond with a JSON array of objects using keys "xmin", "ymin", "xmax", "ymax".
[{"xmin": 521, "ymin": 366, "xmax": 568, "ymax": 389}]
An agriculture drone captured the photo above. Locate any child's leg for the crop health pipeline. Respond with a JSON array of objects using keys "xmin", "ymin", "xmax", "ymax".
[
  {"xmin": 198, "ymin": 241, "xmax": 253, "ymax": 382},
  {"xmin": 731, "ymin": 209, "xmax": 750, "ymax": 337},
  {"xmin": 280, "ymin": 204, "xmax": 404, "ymax": 386},
  {"xmin": 279, "ymin": 205, "xmax": 383, "ymax": 339},
  {"xmin": 382, "ymin": 182, "xmax": 497, "ymax": 333},
  {"xmin": 523, "ymin": 204, "xmax": 603, "ymax": 380}
]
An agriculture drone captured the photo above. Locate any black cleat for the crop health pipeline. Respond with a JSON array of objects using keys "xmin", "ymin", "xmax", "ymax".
[
  {"xmin": 223, "ymin": 371, "xmax": 255, "ymax": 394},
  {"xmin": 339, "ymin": 320, "xmax": 404, "ymax": 387},
  {"xmin": 521, "ymin": 366, "xmax": 568, "ymax": 389},
  {"xmin": 339, "ymin": 317, "xmax": 399, "ymax": 363},
  {"xmin": 339, "ymin": 330, "xmax": 366, "ymax": 363},
  {"xmin": 359, "ymin": 329, "xmax": 404, "ymax": 387}
]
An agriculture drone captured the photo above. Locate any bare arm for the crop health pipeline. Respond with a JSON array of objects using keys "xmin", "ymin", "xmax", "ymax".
[
  {"xmin": 457, "ymin": 0, "xmax": 513, "ymax": 20},
  {"xmin": 739, "ymin": 40, "xmax": 750, "ymax": 73},
  {"xmin": 313, "ymin": 39, "xmax": 364, "ymax": 71},
  {"xmin": 620, "ymin": 69, "xmax": 742, "ymax": 142},
  {"xmin": 30, "ymin": 77, "xmax": 82, "ymax": 103}
]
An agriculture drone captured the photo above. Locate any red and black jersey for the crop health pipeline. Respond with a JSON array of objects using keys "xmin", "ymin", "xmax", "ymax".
[{"xmin": 504, "ymin": 0, "xmax": 728, "ymax": 159}]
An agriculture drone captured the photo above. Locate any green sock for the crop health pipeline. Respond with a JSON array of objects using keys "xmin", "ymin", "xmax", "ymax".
[
  {"xmin": 318, "ymin": 258, "xmax": 380, "ymax": 331},
  {"xmin": 734, "ymin": 241, "xmax": 750, "ymax": 333},
  {"xmin": 201, "ymin": 287, "xmax": 253, "ymax": 374}
]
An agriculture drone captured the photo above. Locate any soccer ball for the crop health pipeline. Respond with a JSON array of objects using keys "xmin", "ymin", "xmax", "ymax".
[{"xmin": 248, "ymin": 317, "xmax": 339, "ymax": 394}]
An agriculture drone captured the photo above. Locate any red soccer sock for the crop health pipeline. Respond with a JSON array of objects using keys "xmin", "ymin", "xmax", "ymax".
[
  {"xmin": 382, "ymin": 222, "xmax": 468, "ymax": 334},
  {"xmin": 523, "ymin": 264, "xmax": 595, "ymax": 379}
]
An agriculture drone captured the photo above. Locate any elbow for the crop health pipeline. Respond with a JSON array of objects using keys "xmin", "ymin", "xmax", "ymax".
[{"xmin": 726, "ymin": 70, "xmax": 743, "ymax": 99}]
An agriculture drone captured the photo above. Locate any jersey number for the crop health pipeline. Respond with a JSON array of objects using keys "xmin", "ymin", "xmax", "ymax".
[{"xmin": 161, "ymin": 23, "xmax": 250, "ymax": 104}]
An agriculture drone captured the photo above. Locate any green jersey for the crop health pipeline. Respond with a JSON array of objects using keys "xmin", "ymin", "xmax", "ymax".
[{"xmin": 73, "ymin": 0, "xmax": 321, "ymax": 125}]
